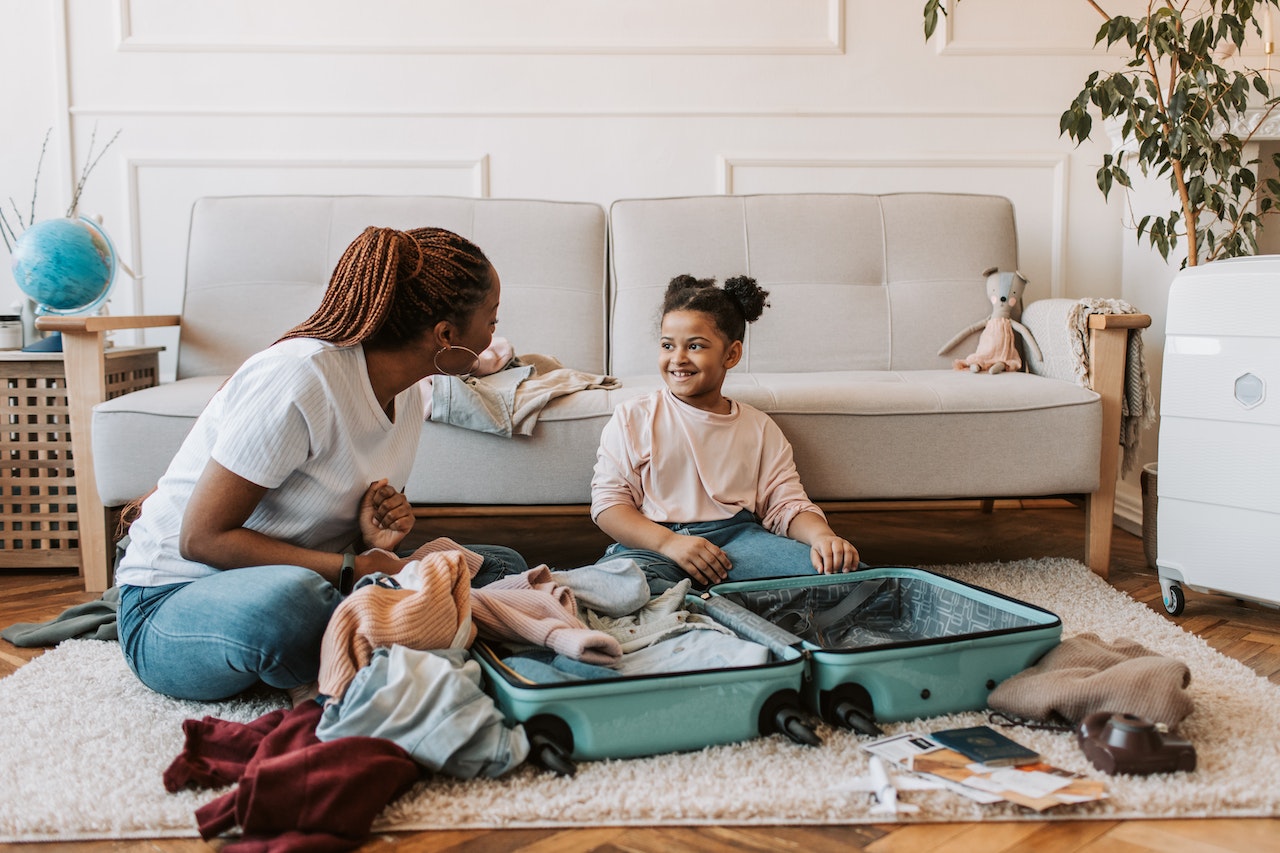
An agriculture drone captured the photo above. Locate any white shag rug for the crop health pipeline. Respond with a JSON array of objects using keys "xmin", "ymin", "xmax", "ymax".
[{"xmin": 2, "ymin": 557, "xmax": 1278, "ymax": 842}]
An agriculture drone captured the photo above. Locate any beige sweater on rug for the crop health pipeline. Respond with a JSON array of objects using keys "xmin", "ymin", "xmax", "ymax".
[{"xmin": 988, "ymin": 632, "xmax": 1193, "ymax": 729}]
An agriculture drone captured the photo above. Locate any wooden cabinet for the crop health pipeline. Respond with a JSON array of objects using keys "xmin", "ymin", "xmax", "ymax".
[{"xmin": 1, "ymin": 347, "xmax": 161, "ymax": 570}]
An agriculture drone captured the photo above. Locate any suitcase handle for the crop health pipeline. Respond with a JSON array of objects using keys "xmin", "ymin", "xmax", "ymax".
[{"xmin": 701, "ymin": 595, "xmax": 806, "ymax": 657}]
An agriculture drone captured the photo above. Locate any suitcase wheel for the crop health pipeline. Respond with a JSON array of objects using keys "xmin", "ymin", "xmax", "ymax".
[
  {"xmin": 524, "ymin": 715, "xmax": 577, "ymax": 777},
  {"xmin": 759, "ymin": 689, "xmax": 822, "ymax": 747},
  {"xmin": 1162, "ymin": 582, "xmax": 1186, "ymax": 616},
  {"xmin": 821, "ymin": 684, "xmax": 884, "ymax": 736}
]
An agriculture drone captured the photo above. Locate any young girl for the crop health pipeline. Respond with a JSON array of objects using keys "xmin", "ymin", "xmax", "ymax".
[{"xmin": 591, "ymin": 274, "xmax": 860, "ymax": 592}]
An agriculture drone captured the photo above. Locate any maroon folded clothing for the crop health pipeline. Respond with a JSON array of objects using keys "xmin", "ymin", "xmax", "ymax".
[
  {"xmin": 197, "ymin": 735, "xmax": 420, "ymax": 852},
  {"xmin": 164, "ymin": 708, "xmax": 291, "ymax": 792},
  {"xmin": 167, "ymin": 702, "xmax": 420, "ymax": 853}
]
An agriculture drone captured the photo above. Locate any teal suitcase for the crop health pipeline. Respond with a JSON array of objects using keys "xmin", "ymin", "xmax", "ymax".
[
  {"xmin": 704, "ymin": 567, "xmax": 1062, "ymax": 735},
  {"xmin": 473, "ymin": 595, "xmax": 817, "ymax": 775}
]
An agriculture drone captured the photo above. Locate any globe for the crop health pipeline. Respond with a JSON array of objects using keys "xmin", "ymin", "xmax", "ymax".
[{"xmin": 10, "ymin": 216, "xmax": 117, "ymax": 316}]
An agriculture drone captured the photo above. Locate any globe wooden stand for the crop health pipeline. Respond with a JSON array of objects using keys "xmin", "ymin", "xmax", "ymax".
[{"xmin": 0, "ymin": 345, "xmax": 162, "ymax": 586}]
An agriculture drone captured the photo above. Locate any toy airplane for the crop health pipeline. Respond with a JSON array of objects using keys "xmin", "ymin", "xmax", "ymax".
[{"xmin": 830, "ymin": 755, "xmax": 941, "ymax": 815}]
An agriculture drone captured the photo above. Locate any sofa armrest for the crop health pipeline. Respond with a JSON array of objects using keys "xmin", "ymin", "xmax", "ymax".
[
  {"xmin": 1020, "ymin": 299, "xmax": 1152, "ymax": 577},
  {"xmin": 33, "ymin": 314, "xmax": 180, "ymax": 592}
]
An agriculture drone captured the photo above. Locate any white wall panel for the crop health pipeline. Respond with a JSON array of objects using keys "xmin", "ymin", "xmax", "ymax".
[
  {"xmin": 119, "ymin": 0, "xmax": 841, "ymax": 54},
  {"xmin": 940, "ymin": 0, "xmax": 1272, "ymax": 58},
  {"xmin": 940, "ymin": 0, "xmax": 1164, "ymax": 55}
]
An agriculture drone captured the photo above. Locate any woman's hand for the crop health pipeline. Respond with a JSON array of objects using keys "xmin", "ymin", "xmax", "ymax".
[
  {"xmin": 359, "ymin": 479, "xmax": 414, "ymax": 553},
  {"xmin": 663, "ymin": 535, "xmax": 732, "ymax": 586},
  {"xmin": 809, "ymin": 533, "xmax": 860, "ymax": 574},
  {"xmin": 356, "ymin": 547, "xmax": 412, "ymax": 578}
]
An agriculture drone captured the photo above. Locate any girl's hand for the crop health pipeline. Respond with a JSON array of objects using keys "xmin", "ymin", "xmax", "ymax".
[
  {"xmin": 359, "ymin": 479, "xmax": 414, "ymax": 552},
  {"xmin": 663, "ymin": 535, "xmax": 732, "ymax": 586},
  {"xmin": 809, "ymin": 534, "xmax": 860, "ymax": 574}
]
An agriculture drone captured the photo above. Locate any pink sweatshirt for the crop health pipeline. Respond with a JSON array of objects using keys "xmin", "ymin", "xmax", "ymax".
[{"xmin": 590, "ymin": 388, "xmax": 823, "ymax": 537}]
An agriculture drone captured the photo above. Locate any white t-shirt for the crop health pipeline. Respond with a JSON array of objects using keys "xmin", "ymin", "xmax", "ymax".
[
  {"xmin": 116, "ymin": 338, "xmax": 423, "ymax": 587},
  {"xmin": 590, "ymin": 387, "xmax": 822, "ymax": 537}
]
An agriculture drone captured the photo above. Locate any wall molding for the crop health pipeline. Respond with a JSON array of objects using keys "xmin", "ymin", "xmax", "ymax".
[
  {"xmin": 1115, "ymin": 484, "xmax": 1143, "ymax": 536},
  {"xmin": 716, "ymin": 153, "xmax": 1071, "ymax": 298},
  {"xmin": 116, "ymin": 0, "xmax": 842, "ymax": 55},
  {"xmin": 934, "ymin": 0, "xmax": 1272, "ymax": 58},
  {"xmin": 934, "ymin": 0, "xmax": 1103, "ymax": 56},
  {"xmin": 69, "ymin": 106, "xmax": 1064, "ymax": 121},
  {"xmin": 52, "ymin": 0, "xmax": 75, "ymax": 211}
]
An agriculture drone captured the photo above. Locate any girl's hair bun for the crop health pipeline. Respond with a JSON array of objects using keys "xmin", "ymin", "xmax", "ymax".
[
  {"xmin": 723, "ymin": 275, "xmax": 770, "ymax": 323},
  {"xmin": 660, "ymin": 272, "xmax": 770, "ymax": 342},
  {"xmin": 665, "ymin": 273, "xmax": 715, "ymax": 297}
]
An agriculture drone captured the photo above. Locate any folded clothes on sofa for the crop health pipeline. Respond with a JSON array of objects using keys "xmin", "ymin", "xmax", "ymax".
[
  {"xmin": 429, "ymin": 352, "xmax": 619, "ymax": 437},
  {"xmin": 1067, "ymin": 299, "xmax": 1155, "ymax": 476}
]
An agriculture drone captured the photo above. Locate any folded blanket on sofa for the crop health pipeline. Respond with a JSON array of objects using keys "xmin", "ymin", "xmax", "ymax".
[
  {"xmin": 1067, "ymin": 298, "xmax": 1156, "ymax": 475},
  {"xmin": 429, "ymin": 352, "xmax": 619, "ymax": 437}
]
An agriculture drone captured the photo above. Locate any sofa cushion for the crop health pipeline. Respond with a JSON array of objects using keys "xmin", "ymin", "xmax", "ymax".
[
  {"xmin": 404, "ymin": 370, "xmax": 1100, "ymax": 505},
  {"xmin": 93, "ymin": 377, "xmax": 227, "ymax": 505},
  {"xmin": 608, "ymin": 193, "xmax": 1019, "ymax": 376},
  {"xmin": 179, "ymin": 196, "xmax": 608, "ymax": 380},
  {"xmin": 93, "ymin": 368, "xmax": 1098, "ymax": 508}
]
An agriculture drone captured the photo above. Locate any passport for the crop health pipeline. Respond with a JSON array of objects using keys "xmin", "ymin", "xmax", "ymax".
[{"xmin": 929, "ymin": 725, "xmax": 1041, "ymax": 767}]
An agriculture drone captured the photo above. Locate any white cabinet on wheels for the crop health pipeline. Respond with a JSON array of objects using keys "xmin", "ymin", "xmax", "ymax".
[{"xmin": 1157, "ymin": 256, "xmax": 1280, "ymax": 615}]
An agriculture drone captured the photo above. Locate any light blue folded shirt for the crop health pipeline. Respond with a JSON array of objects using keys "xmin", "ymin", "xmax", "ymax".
[{"xmin": 316, "ymin": 646, "xmax": 529, "ymax": 779}]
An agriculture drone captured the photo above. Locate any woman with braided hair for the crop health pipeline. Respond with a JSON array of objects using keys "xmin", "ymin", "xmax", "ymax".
[
  {"xmin": 590, "ymin": 274, "xmax": 861, "ymax": 594},
  {"xmin": 115, "ymin": 226, "xmax": 524, "ymax": 701}
]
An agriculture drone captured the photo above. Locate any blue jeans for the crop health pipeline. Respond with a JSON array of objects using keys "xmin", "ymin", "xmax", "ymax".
[
  {"xmin": 414, "ymin": 544, "xmax": 527, "ymax": 588},
  {"xmin": 602, "ymin": 510, "xmax": 819, "ymax": 595},
  {"xmin": 118, "ymin": 544, "xmax": 527, "ymax": 701}
]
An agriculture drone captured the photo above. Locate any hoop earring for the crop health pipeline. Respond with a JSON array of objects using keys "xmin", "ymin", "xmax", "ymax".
[{"xmin": 434, "ymin": 345, "xmax": 480, "ymax": 377}]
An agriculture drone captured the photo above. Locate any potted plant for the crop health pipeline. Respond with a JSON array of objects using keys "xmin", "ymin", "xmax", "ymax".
[
  {"xmin": 924, "ymin": 0, "xmax": 1280, "ymax": 267},
  {"xmin": 925, "ymin": 1, "xmax": 1280, "ymax": 569}
]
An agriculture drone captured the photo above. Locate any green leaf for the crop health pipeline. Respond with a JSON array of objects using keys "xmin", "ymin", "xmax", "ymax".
[{"xmin": 923, "ymin": 0, "xmax": 942, "ymax": 38}]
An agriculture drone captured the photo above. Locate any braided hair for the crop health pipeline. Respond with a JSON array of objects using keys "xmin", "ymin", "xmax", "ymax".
[
  {"xmin": 279, "ymin": 226, "xmax": 494, "ymax": 349},
  {"xmin": 661, "ymin": 273, "xmax": 770, "ymax": 343}
]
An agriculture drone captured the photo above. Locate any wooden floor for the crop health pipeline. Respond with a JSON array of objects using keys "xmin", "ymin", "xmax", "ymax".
[{"xmin": 2, "ymin": 502, "xmax": 1278, "ymax": 852}]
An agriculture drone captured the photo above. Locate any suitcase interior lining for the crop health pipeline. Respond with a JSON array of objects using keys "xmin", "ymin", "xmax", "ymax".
[{"xmin": 718, "ymin": 575, "xmax": 1046, "ymax": 650}]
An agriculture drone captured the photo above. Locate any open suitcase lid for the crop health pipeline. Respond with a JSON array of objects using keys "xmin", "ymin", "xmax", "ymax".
[{"xmin": 706, "ymin": 566, "xmax": 1062, "ymax": 655}]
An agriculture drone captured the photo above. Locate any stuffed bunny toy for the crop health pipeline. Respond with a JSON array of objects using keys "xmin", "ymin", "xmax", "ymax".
[{"xmin": 939, "ymin": 267, "xmax": 1043, "ymax": 374}]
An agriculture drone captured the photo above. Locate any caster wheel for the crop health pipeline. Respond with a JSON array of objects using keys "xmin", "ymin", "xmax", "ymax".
[
  {"xmin": 760, "ymin": 691, "xmax": 822, "ymax": 746},
  {"xmin": 1163, "ymin": 583, "xmax": 1185, "ymax": 616},
  {"xmin": 834, "ymin": 700, "xmax": 884, "ymax": 736},
  {"xmin": 529, "ymin": 732, "xmax": 577, "ymax": 776},
  {"xmin": 774, "ymin": 706, "xmax": 822, "ymax": 747}
]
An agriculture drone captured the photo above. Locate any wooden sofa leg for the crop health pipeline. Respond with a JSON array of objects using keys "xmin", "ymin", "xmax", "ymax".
[
  {"xmin": 61, "ymin": 328, "xmax": 113, "ymax": 593},
  {"xmin": 1084, "ymin": 488, "xmax": 1116, "ymax": 580}
]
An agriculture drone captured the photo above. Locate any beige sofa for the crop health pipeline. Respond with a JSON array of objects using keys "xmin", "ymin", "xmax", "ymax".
[{"xmin": 45, "ymin": 193, "xmax": 1149, "ymax": 591}]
